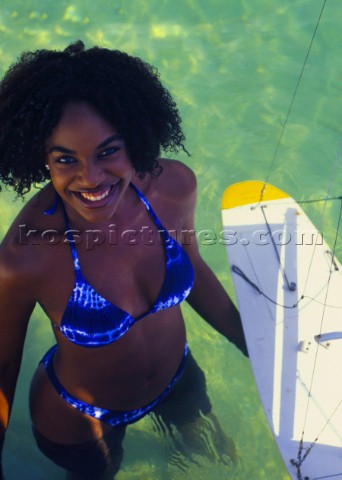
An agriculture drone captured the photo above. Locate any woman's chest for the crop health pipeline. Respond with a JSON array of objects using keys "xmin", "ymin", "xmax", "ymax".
[{"xmin": 37, "ymin": 220, "xmax": 174, "ymax": 325}]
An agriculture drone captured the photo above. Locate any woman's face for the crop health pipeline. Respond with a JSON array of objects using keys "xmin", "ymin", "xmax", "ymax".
[{"xmin": 46, "ymin": 101, "xmax": 133, "ymax": 224}]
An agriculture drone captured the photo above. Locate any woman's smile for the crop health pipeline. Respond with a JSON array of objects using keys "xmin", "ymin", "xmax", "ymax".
[
  {"xmin": 78, "ymin": 187, "xmax": 111, "ymax": 202},
  {"xmin": 71, "ymin": 182, "xmax": 120, "ymax": 209},
  {"xmin": 46, "ymin": 102, "xmax": 133, "ymax": 223}
]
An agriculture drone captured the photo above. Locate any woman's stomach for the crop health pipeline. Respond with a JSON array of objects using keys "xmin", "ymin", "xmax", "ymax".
[{"xmin": 52, "ymin": 307, "xmax": 187, "ymax": 411}]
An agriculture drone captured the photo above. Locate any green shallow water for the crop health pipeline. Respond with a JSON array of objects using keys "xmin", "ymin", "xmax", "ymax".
[{"xmin": 1, "ymin": 1, "xmax": 341, "ymax": 479}]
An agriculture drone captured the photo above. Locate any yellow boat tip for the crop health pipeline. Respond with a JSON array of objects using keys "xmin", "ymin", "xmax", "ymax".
[{"xmin": 221, "ymin": 181, "xmax": 289, "ymax": 209}]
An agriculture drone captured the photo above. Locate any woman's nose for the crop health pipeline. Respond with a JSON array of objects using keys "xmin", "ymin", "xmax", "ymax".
[{"xmin": 77, "ymin": 159, "xmax": 104, "ymax": 187}]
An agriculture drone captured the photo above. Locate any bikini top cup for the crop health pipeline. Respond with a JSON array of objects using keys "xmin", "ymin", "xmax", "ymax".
[{"xmin": 51, "ymin": 183, "xmax": 194, "ymax": 347}]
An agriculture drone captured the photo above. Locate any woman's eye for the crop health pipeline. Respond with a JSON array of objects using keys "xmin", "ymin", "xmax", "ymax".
[
  {"xmin": 54, "ymin": 156, "xmax": 76, "ymax": 165},
  {"xmin": 98, "ymin": 147, "xmax": 119, "ymax": 158}
]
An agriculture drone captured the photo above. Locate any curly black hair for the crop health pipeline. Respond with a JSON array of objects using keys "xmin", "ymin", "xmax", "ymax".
[{"xmin": 0, "ymin": 40, "xmax": 187, "ymax": 197}]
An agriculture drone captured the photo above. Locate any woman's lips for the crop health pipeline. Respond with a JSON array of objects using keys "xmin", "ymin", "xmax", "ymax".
[
  {"xmin": 80, "ymin": 186, "xmax": 111, "ymax": 202},
  {"xmin": 72, "ymin": 183, "xmax": 119, "ymax": 208}
]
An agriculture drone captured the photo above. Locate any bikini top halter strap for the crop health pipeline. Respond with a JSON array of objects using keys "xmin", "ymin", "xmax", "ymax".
[{"xmin": 44, "ymin": 182, "xmax": 171, "ymax": 272}]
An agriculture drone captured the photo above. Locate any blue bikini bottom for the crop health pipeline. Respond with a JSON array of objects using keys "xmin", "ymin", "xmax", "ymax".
[{"xmin": 41, "ymin": 343, "xmax": 188, "ymax": 427}]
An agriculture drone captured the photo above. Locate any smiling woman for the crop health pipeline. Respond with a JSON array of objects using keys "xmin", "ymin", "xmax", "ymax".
[
  {"xmin": 45, "ymin": 102, "xmax": 133, "ymax": 224},
  {"xmin": 0, "ymin": 40, "xmax": 247, "ymax": 480}
]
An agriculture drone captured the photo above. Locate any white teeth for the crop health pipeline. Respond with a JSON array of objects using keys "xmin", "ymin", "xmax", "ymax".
[{"xmin": 80, "ymin": 187, "xmax": 111, "ymax": 202}]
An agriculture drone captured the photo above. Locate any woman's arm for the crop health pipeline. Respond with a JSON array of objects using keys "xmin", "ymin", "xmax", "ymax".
[
  {"xmin": 0, "ymin": 248, "xmax": 35, "ymax": 474},
  {"xmin": 186, "ymin": 254, "xmax": 248, "ymax": 356},
  {"xmin": 180, "ymin": 167, "xmax": 248, "ymax": 356}
]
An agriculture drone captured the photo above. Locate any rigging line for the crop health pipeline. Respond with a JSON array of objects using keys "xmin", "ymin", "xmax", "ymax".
[
  {"xmin": 317, "ymin": 142, "xmax": 342, "ymax": 233},
  {"xmin": 305, "ymin": 294, "xmax": 342, "ymax": 309},
  {"xmin": 313, "ymin": 473, "xmax": 342, "ymax": 480},
  {"xmin": 298, "ymin": 197, "xmax": 342, "ymax": 463},
  {"xmin": 300, "ymin": 143, "xmax": 342, "ymax": 302},
  {"xmin": 317, "ymin": 197, "xmax": 342, "ymax": 337},
  {"xmin": 231, "ymin": 265, "xmax": 302, "ymax": 309},
  {"xmin": 250, "ymin": 0, "xmax": 340, "ymax": 470},
  {"xmin": 275, "ymin": 143, "xmax": 342, "ymax": 368},
  {"xmin": 296, "ymin": 397, "xmax": 342, "ymax": 471},
  {"xmin": 248, "ymin": 196, "xmax": 342, "ymax": 210},
  {"xmin": 260, "ymin": 205, "xmax": 296, "ymax": 291},
  {"xmin": 298, "ymin": 195, "xmax": 342, "ymax": 205},
  {"xmin": 231, "ymin": 263, "xmax": 342, "ymax": 309},
  {"xmin": 260, "ymin": 0, "xmax": 328, "ymax": 201}
]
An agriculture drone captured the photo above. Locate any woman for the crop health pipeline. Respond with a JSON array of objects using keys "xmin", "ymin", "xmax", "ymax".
[{"xmin": 0, "ymin": 41, "xmax": 247, "ymax": 479}]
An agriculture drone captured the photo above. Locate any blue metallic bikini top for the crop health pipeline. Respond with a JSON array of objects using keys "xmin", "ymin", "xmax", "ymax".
[{"xmin": 51, "ymin": 183, "xmax": 194, "ymax": 347}]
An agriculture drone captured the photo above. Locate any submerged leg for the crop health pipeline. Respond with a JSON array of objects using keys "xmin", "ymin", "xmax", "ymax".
[
  {"xmin": 152, "ymin": 350, "xmax": 238, "ymax": 465},
  {"xmin": 32, "ymin": 425, "xmax": 126, "ymax": 480},
  {"xmin": 174, "ymin": 410, "xmax": 238, "ymax": 465}
]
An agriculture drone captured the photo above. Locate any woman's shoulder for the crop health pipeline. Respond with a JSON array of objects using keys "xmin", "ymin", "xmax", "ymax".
[
  {"xmin": 0, "ymin": 231, "xmax": 39, "ymax": 298},
  {"xmin": 0, "ymin": 184, "xmax": 61, "ymax": 285},
  {"xmin": 154, "ymin": 158, "xmax": 197, "ymax": 201},
  {"xmin": 137, "ymin": 159, "xmax": 197, "ymax": 226},
  {"xmin": 3, "ymin": 183, "xmax": 62, "ymax": 238}
]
